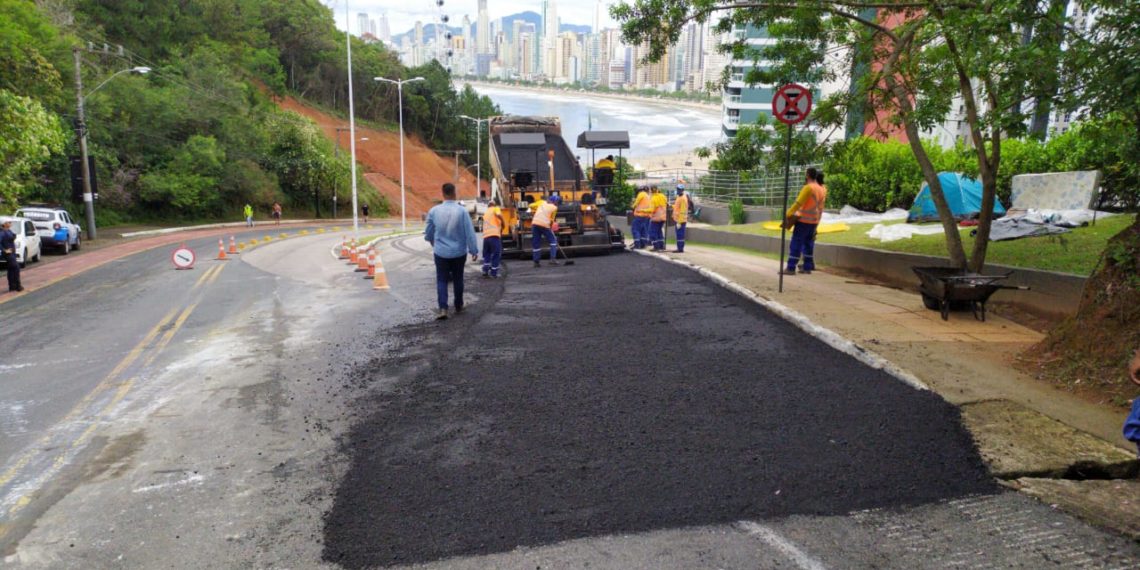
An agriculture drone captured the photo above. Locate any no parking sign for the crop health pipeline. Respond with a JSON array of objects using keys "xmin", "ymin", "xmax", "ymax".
[{"xmin": 172, "ymin": 245, "xmax": 196, "ymax": 270}]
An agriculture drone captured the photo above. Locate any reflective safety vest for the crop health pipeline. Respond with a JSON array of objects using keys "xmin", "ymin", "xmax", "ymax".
[
  {"xmin": 672, "ymin": 195, "xmax": 689, "ymax": 224},
  {"xmin": 533, "ymin": 202, "xmax": 558, "ymax": 228},
  {"xmin": 483, "ymin": 206, "xmax": 504, "ymax": 238},
  {"xmin": 650, "ymin": 193, "xmax": 668, "ymax": 222},
  {"xmin": 632, "ymin": 191, "xmax": 653, "ymax": 217},
  {"xmin": 796, "ymin": 183, "xmax": 827, "ymax": 225}
]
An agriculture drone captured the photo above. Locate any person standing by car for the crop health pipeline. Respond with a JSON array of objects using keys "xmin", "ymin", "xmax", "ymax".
[{"xmin": 1, "ymin": 221, "xmax": 23, "ymax": 292}]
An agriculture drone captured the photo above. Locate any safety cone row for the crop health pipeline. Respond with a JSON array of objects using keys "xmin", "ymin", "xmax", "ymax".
[
  {"xmin": 337, "ymin": 237, "xmax": 349, "ymax": 259},
  {"xmin": 228, "ymin": 236, "xmax": 238, "ymax": 255},
  {"xmin": 348, "ymin": 240, "xmax": 359, "ymax": 265},
  {"xmin": 365, "ymin": 249, "xmax": 377, "ymax": 279},
  {"xmin": 216, "ymin": 238, "xmax": 228, "ymax": 260}
]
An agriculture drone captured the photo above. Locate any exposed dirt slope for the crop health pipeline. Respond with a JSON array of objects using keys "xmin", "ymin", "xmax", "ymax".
[{"xmin": 275, "ymin": 95, "xmax": 484, "ymax": 217}]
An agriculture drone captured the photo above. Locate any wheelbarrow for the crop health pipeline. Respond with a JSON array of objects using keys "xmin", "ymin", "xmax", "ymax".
[{"xmin": 912, "ymin": 266, "xmax": 1030, "ymax": 322}]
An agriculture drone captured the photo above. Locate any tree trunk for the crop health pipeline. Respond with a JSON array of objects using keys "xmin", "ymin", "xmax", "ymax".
[{"xmin": 879, "ymin": 32, "xmax": 969, "ymax": 269}]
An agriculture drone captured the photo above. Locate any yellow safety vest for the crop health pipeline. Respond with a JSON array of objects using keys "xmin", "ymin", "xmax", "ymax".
[
  {"xmin": 672, "ymin": 195, "xmax": 689, "ymax": 224},
  {"xmin": 483, "ymin": 206, "xmax": 504, "ymax": 238},
  {"xmin": 795, "ymin": 183, "xmax": 827, "ymax": 225},
  {"xmin": 632, "ymin": 192, "xmax": 653, "ymax": 217},
  {"xmin": 533, "ymin": 202, "xmax": 558, "ymax": 228},
  {"xmin": 651, "ymin": 193, "xmax": 668, "ymax": 222}
]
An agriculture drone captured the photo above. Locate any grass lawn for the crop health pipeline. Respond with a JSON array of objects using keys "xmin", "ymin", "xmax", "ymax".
[{"xmin": 715, "ymin": 213, "xmax": 1135, "ymax": 275}]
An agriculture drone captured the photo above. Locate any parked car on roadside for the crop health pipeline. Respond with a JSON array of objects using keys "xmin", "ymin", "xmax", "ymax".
[
  {"xmin": 0, "ymin": 216, "xmax": 43, "ymax": 268},
  {"xmin": 14, "ymin": 206, "xmax": 81, "ymax": 254}
]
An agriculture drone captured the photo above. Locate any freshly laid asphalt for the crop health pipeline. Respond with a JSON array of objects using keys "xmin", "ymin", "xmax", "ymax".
[{"xmin": 322, "ymin": 252, "xmax": 997, "ymax": 567}]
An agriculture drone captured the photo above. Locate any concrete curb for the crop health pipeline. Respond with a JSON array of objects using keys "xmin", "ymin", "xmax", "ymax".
[
  {"xmin": 120, "ymin": 219, "xmax": 365, "ymax": 238},
  {"xmin": 327, "ymin": 230, "xmax": 422, "ymax": 261},
  {"xmin": 631, "ymin": 248, "xmax": 931, "ymax": 392}
]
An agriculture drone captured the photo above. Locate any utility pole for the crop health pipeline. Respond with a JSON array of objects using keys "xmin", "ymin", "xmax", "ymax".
[
  {"xmin": 459, "ymin": 116, "xmax": 489, "ymax": 199},
  {"xmin": 73, "ymin": 48, "xmax": 97, "ymax": 240}
]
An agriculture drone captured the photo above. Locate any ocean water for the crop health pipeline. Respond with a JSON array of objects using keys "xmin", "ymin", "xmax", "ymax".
[{"xmin": 468, "ymin": 84, "xmax": 723, "ymax": 160}]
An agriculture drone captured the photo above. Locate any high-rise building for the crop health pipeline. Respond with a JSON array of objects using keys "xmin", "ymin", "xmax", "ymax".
[
  {"xmin": 415, "ymin": 21, "xmax": 424, "ymax": 46},
  {"xmin": 378, "ymin": 13, "xmax": 391, "ymax": 43},
  {"xmin": 357, "ymin": 12, "xmax": 370, "ymax": 37},
  {"xmin": 477, "ymin": 0, "xmax": 491, "ymax": 54},
  {"xmin": 541, "ymin": 0, "xmax": 559, "ymax": 77},
  {"xmin": 518, "ymin": 31, "xmax": 535, "ymax": 77},
  {"xmin": 721, "ymin": 24, "xmax": 777, "ymax": 137}
]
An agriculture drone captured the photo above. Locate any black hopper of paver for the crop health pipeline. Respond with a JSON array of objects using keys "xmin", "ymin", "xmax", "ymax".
[{"xmin": 321, "ymin": 255, "xmax": 997, "ymax": 568}]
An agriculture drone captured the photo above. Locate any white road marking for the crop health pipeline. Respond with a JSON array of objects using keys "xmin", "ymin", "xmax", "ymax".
[
  {"xmin": 737, "ymin": 521, "xmax": 829, "ymax": 570},
  {"xmin": 132, "ymin": 473, "xmax": 204, "ymax": 494}
]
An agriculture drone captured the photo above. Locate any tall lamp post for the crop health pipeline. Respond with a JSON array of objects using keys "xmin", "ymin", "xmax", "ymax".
[
  {"xmin": 458, "ymin": 115, "xmax": 488, "ymax": 200},
  {"xmin": 73, "ymin": 51, "xmax": 149, "ymax": 240},
  {"xmin": 374, "ymin": 76, "xmax": 425, "ymax": 231}
]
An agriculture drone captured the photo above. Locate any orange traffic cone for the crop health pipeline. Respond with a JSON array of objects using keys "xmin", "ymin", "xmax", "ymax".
[
  {"xmin": 337, "ymin": 237, "xmax": 348, "ymax": 259},
  {"xmin": 372, "ymin": 250, "xmax": 390, "ymax": 290},
  {"xmin": 228, "ymin": 236, "xmax": 238, "ymax": 254},
  {"xmin": 356, "ymin": 246, "xmax": 370, "ymax": 272},
  {"xmin": 216, "ymin": 238, "xmax": 228, "ymax": 260},
  {"xmin": 365, "ymin": 249, "xmax": 377, "ymax": 279},
  {"xmin": 348, "ymin": 241, "xmax": 359, "ymax": 265}
]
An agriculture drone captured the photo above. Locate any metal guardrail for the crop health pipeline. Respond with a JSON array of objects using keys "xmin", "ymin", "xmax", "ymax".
[{"xmin": 632, "ymin": 165, "xmax": 821, "ymax": 208}]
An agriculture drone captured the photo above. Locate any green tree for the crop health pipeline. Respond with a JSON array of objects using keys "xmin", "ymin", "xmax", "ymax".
[
  {"xmin": 612, "ymin": 0, "xmax": 1081, "ymax": 272},
  {"xmin": 0, "ymin": 89, "xmax": 67, "ymax": 208},
  {"xmin": 139, "ymin": 135, "xmax": 226, "ymax": 210},
  {"xmin": 696, "ymin": 113, "xmax": 817, "ymax": 172}
]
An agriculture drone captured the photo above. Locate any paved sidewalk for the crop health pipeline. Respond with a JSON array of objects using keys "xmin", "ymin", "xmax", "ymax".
[{"xmin": 660, "ymin": 244, "xmax": 1129, "ymax": 449}]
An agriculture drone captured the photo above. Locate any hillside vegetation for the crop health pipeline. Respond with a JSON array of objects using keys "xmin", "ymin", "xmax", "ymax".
[{"xmin": 1, "ymin": 0, "xmax": 498, "ymax": 224}]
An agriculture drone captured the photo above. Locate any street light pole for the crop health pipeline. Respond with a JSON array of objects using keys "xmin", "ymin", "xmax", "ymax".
[
  {"xmin": 459, "ymin": 115, "xmax": 488, "ymax": 200},
  {"xmin": 346, "ymin": 0, "xmax": 360, "ymax": 237},
  {"xmin": 72, "ymin": 50, "xmax": 150, "ymax": 241},
  {"xmin": 375, "ymin": 76, "xmax": 425, "ymax": 231}
]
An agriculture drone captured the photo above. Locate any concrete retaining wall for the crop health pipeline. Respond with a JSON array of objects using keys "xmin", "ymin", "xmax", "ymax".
[{"xmin": 609, "ymin": 216, "xmax": 1087, "ymax": 319}]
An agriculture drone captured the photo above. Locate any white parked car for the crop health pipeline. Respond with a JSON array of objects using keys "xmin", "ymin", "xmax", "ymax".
[
  {"xmin": 0, "ymin": 216, "xmax": 43, "ymax": 268},
  {"xmin": 14, "ymin": 206, "xmax": 82, "ymax": 254}
]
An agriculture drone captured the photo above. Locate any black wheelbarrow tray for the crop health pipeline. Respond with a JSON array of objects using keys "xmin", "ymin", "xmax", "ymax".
[{"xmin": 912, "ymin": 266, "xmax": 1030, "ymax": 322}]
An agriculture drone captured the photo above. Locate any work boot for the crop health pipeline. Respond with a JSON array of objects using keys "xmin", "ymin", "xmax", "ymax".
[
  {"xmin": 779, "ymin": 269, "xmax": 796, "ymax": 276},
  {"xmin": 435, "ymin": 308, "xmax": 449, "ymax": 320},
  {"xmin": 455, "ymin": 305, "xmax": 465, "ymax": 314},
  {"xmin": 800, "ymin": 268, "xmax": 813, "ymax": 275},
  {"xmin": 534, "ymin": 260, "xmax": 541, "ymax": 268}
]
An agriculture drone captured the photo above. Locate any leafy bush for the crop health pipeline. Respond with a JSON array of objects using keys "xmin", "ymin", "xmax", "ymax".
[
  {"xmin": 729, "ymin": 198, "xmax": 746, "ymax": 224},
  {"xmin": 605, "ymin": 183, "xmax": 634, "ymax": 216}
]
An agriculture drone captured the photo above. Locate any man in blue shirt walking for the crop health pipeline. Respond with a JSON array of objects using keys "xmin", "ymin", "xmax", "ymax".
[{"xmin": 424, "ymin": 183, "xmax": 479, "ymax": 320}]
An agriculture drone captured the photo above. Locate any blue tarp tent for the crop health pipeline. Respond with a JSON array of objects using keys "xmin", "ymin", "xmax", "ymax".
[{"xmin": 907, "ymin": 172, "xmax": 1005, "ymax": 222}]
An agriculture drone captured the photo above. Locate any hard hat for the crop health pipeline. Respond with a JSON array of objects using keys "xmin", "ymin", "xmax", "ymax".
[
  {"xmin": 549, "ymin": 195, "xmax": 561, "ymax": 204},
  {"xmin": 676, "ymin": 183, "xmax": 685, "ymax": 190}
]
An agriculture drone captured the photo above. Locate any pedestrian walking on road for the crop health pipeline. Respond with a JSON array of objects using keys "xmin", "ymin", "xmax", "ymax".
[
  {"xmin": 1, "ymin": 221, "xmax": 23, "ymax": 293},
  {"xmin": 781, "ymin": 168, "xmax": 828, "ymax": 275},
  {"xmin": 272, "ymin": 202, "xmax": 282, "ymax": 226},
  {"xmin": 532, "ymin": 194, "xmax": 561, "ymax": 267},
  {"xmin": 482, "ymin": 198, "xmax": 505, "ymax": 278},
  {"xmin": 362, "ymin": 203, "xmax": 370, "ymax": 223},
  {"xmin": 630, "ymin": 186, "xmax": 653, "ymax": 249},
  {"xmin": 1125, "ymin": 349, "xmax": 1140, "ymax": 457},
  {"xmin": 672, "ymin": 185, "xmax": 690, "ymax": 253},
  {"xmin": 243, "ymin": 203, "xmax": 254, "ymax": 227},
  {"xmin": 425, "ymin": 183, "xmax": 479, "ymax": 320},
  {"xmin": 650, "ymin": 186, "xmax": 668, "ymax": 251}
]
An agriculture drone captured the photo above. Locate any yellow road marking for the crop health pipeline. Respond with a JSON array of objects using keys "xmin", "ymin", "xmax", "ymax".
[
  {"xmin": 194, "ymin": 264, "xmax": 219, "ymax": 288},
  {"xmin": 205, "ymin": 264, "xmax": 225, "ymax": 286}
]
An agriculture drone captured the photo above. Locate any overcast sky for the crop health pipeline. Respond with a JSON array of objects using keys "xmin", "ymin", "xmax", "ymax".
[{"xmin": 326, "ymin": 1, "xmax": 622, "ymax": 36}]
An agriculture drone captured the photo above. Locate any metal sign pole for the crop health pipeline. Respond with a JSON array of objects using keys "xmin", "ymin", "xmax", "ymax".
[{"xmin": 779, "ymin": 124, "xmax": 792, "ymax": 293}]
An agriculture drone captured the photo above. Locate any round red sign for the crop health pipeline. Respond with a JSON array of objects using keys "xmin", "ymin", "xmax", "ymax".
[{"xmin": 772, "ymin": 84, "xmax": 813, "ymax": 126}]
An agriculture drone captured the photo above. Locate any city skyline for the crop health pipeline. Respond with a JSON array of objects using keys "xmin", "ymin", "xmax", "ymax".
[{"xmin": 330, "ymin": 0, "xmax": 622, "ymax": 38}]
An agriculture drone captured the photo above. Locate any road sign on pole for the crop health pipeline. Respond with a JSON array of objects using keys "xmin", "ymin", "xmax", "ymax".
[
  {"xmin": 773, "ymin": 83, "xmax": 813, "ymax": 293},
  {"xmin": 772, "ymin": 83, "xmax": 812, "ymax": 126}
]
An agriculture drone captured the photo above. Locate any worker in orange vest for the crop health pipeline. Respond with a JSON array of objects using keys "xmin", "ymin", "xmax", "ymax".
[
  {"xmin": 482, "ymin": 198, "xmax": 506, "ymax": 278},
  {"xmin": 781, "ymin": 167, "xmax": 828, "ymax": 275},
  {"xmin": 630, "ymin": 186, "xmax": 653, "ymax": 249},
  {"xmin": 532, "ymin": 194, "xmax": 561, "ymax": 267},
  {"xmin": 649, "ymin": 186, "xmax": 668, "ymax": 251},
  {"xmin": 672, "ymin": 185, "xmax": 690, "ymax": 253}
]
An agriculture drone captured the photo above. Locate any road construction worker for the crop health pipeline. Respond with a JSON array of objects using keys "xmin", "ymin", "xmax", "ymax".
[
  {"xmin": 650, "ymin": 186, "xmax": 668, "ymax": 251},
  {"xmin": 482, "ymin": 198, "xmax": 505, "ymax": 278},
  {"xmin": 782, "ymin": 167, "xmax": 828, "ymax": 275},
  {"xmin": 595, "ymin": 154, "xmax": 617, "ymax": 172},
  {"xmin": 630, "ymin": 185, "xmax": 653, "ymax": 249},
  {"xmin": 243, "ymin": 204, "xmax": 253, "ymax": 227},
  {"xmin": 532, "ymin": 194, "xmax": 561, "ymax": 267},
  {"xmin": 672, "ymin": 185, "xmax": 690, "ymax": 253}
]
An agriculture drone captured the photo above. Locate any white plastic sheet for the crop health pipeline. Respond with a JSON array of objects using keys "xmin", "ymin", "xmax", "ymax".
[
  {"xmin": 822, "ymin": 206, "xmax": 909, "ymax": 225},
  {"xmin": 867, "ymin": 223, "xmax": 945, "ymax": 243}
]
